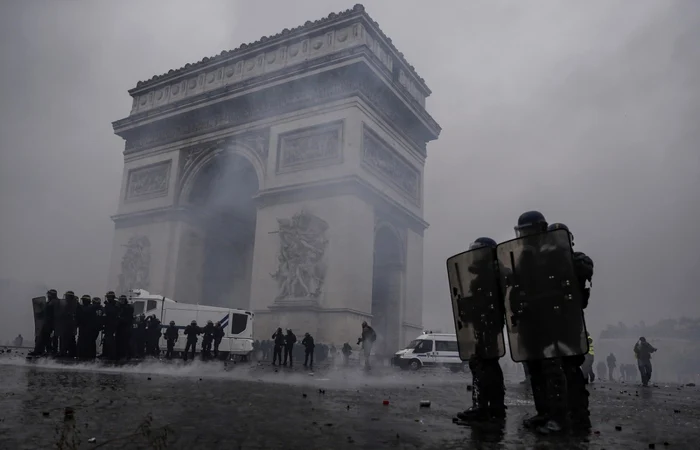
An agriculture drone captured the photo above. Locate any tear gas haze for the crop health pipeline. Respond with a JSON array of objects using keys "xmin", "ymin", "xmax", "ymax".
[{"xmin": 0, "ymin": 0, "xmax": 698, "ymax": 351}]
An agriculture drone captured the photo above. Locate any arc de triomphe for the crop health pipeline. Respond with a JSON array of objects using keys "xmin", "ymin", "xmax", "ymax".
[{"xmin": 108, "ymin": 4, "xmax": 441, "ymax": 352}]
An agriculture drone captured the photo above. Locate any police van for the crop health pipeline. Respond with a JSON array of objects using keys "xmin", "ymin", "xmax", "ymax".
[
  {"xmin": 127, "ymin": 289, "xmax": 254, "ymax": 359},
  {"xmin": 392, "ymin": 332, "xmax": 468, "ymax": 372}
]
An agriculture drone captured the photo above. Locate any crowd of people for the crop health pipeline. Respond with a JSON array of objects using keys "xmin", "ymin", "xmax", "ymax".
[
  {"xmin": 27, "ymin": 289, "xmax": 380, "ymax": 368},
  {"xmin": 254, "ymin": 321, "xmax": 377, "ymax": 371},
  {"xmin": 29, "ymin": 290, "xmax": 230, "ymax": 362}
]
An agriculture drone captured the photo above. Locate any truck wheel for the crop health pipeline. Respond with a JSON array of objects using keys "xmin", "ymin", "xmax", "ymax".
[{"xmin": 409, "ymin": 359, "xmax": 422, "ymax": 371}]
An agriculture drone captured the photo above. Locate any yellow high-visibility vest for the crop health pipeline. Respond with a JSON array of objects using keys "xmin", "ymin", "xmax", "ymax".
[{"xmin": 587, "ymin": 338, "xmax": 594, "ymax": 355}]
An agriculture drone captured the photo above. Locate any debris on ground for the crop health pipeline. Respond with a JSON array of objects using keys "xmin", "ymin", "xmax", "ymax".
[
  {"xmin": 88, "ymin": 438, "xmax": 96, "ymax": 443},
  {"xmin": 419, "ymin": 400, "xmax": 431, "ymax": 408}
]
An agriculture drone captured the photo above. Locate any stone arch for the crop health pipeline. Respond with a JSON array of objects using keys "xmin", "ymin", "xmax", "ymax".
[
  {"xmin": 371, "ymin": 223, "xmax": 405, "ymax": 357},
  {"xmin": 178, "ymin": 143, "xmax": 265, "ymax": 206},
  {"xmin": 174, "ymin": 144, "xmax": 262, "ymax": 309}
]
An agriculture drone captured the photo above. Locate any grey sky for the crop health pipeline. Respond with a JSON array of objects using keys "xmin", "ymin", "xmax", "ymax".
[{"xmin": 1, "ymin": 1, "xmax": 698, "ymax": 342}]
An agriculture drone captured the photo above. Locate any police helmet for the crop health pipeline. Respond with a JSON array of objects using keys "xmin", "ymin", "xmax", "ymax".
[
  {"xmin": 207, "ymin": 320, "xmax": 213, "ymax": 325},
  {"xmin": 118, "ymin": 294, "xmax": 128, "ymax": 303},
  {"xmin": 548, "ymin": 222, "xmax": 575, "ymax": 245},
  {"xmin": 92, "ymin": 297, "xmax": 101, "ymax": 304},
  {"xmin": 65, "ymin": 291, "xmax": 75, "ymax": 298},
  {"xmin": 169, "ymin": 321, "xmax": 175, "ymax": 326},
  {"xmin": 514, "ymin": 211, "xmax": 548, "ymax": 237},
  {"xmin": 191, "ymin": 320, "xmax": 197, "ymax": 325},
  {"xmin": 361, "ymin": 321, "xmax": 368, "ymax": 327},
  {"xmin": 105, "ymin": 291, "xmax": 116, "ymax": 298},
  {"xmin": 81, "ymin": 294, "xmax": 91, "ymax": 300},
  {"xmin": 214, "ymin": 322, "xmax": 220, "ymax": 327},
  {"xmin": 47, "ymin": 289, "xmax": 58, "ymax": 297},
  {"xmin": 468, "ymin": 237, "xmax": 498, "ymax": 250}
]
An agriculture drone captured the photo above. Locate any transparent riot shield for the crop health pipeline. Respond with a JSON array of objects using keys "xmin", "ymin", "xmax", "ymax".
[
  {"xmin": 32, "ymin": 296, "xmax": 47, "ymax": 340},
  {"xmin": 446, "ymin": 247, "xmax": 506, "ymax": 361},
  {"xmin": 496, "ymin": 228, "xmax": 588, "ymax": 362},
  {"xmin": 55, "ymin": 296, "xmax": 78, "ymax": 339}
]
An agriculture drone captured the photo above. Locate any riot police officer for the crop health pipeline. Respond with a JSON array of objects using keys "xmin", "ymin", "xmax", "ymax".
[
  {"xmin": 164, "ymin": 321, "xmax": 179, "ymax": 359},
  {"xmin": 116, "ymin": 294, "xmax": 134, "ymax": 360},
  {"xmin": 506, "ymin": 211, "xmax": 577, "ymax": 434},
  {"xmin": 548, "ymin": 222, "xmax": 594, "ymax": 430},
  {"xmin": 35, "ymin": 289, "xmax": 58, "ymax": 355},
  {"xmin": 101, "ymin": 292, "xmax": 119, "ymax": 360},
  {"xmin": 76, "ymin": 294, "xmax": 92, "ymax": 359},
  {"xmin": 451, "ymin": 237, "xmax": 506, "ymax": 423}
]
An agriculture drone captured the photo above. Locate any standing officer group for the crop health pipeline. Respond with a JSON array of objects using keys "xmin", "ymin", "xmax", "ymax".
[{"xmin": 447, "ymin": 211, "xmax": 594, "ymax": 434}]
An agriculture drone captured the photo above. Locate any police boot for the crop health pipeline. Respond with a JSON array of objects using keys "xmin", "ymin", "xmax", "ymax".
[
  {"xmin": 523, "ymin": 414, "xmax": 549, "ymax": 429},
  {"xmin": 456, "ymin": 407, "xmax": 491, "ymax": 422},
  {"xmin": 489, "ymin": 406, "xmax": 507, "ymax": 420},
  {"xmin": 536, "ymin": 418, "xmax": 567, "ymax": 435}
]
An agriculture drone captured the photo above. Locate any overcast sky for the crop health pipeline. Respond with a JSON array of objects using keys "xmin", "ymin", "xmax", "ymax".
[{"xmin": 1, "ymin": 1, "xmax": 698, "ymax": 342}]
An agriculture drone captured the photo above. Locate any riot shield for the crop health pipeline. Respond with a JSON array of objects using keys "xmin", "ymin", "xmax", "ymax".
[
  {"xmin": 446, "ymin": 247, "xmax": 506, "ymax": 361},
  {"xmin": 55, "ymin": 296, "xmax": 78, "ymax": 339},
  {"xmin": 496, "ymin": 228, "xmax": 588, "ymax": 362},
  {"xmin": 32, "ymin": 296, "xmax": 47, "ymax": 340}
]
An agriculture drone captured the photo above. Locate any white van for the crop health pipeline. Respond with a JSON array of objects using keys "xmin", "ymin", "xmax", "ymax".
[
  {"xmin": 127, "ymin": 289, "xmax": 254, "ymax": 359},
  {"xmin": 392, "ymin": 332, "xmax": 468, "ymax": 372}
]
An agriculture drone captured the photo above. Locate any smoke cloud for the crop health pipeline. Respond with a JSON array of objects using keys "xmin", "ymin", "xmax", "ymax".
[{"xmin": 1, "ymin": 1, "xmax": 698, "ymax": 351}]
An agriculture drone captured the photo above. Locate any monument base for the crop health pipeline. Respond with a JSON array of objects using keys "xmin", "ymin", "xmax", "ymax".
[{"xmin": 254, "ymin": 302, "xmax": 371, "ymax": 347}]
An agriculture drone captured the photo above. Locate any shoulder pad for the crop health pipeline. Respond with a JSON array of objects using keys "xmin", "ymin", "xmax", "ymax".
[{"xmin": 573, "ymin": 251, "xmax": 594, "ymax": 267}]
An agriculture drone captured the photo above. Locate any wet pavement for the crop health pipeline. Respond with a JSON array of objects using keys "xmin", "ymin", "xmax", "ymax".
[{"xmin": 0, "ymin": 352, "xmax": 698, "ymax": 449}]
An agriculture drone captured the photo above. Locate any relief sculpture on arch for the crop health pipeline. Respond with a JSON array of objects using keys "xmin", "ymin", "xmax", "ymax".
[{"xmin": 271, "ymin": 211, "xmax": 329, "ymax": 300}]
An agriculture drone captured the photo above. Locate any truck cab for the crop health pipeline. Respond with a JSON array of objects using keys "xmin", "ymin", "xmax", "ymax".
[
  {"xmin": 127, "ymin": 289, "xmax": 254, "ymax": 359},
  {"xmin": 392, "ymin": 332, "xmax": 467, "ymax": 372}
]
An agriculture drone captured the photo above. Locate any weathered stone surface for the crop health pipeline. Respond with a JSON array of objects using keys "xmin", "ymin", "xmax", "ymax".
[{"xmin": 108, "ymin": 7, "xmax": 441, "ymax": 350}]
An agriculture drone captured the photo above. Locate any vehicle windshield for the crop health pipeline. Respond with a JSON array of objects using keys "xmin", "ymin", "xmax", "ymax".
[
  {"xmin": 405, "ymin": 340, "xmax": 420, "ymax": 350},
  {"xmin": 132, "ymin": 301, "xmax": 145, "ymax": 316}
]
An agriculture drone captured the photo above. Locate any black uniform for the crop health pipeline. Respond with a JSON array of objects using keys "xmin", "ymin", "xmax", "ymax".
[
  {"xmin": 102, "ymin": 296, "xmax": 119, "ymax": 360},
  {"xmin": 302, "ymin": 333, "xmax": 315, "ymax": 369},
  {"xmin": 201, "ymin": 323, "xmax": 215, "ymax": 359},
  {"xmin": 59, "ymin": 291, "xmax": 78, "ymax": 357},
  {"xmin": 183, "ymin": 323, "xmax": 201, "ymax": 361},
  {"xmin": 452, "ymin": 237, "xmax": 506, "ymax": 423},
  {"xmin": 133, "ymin": 315, "xmax": 147, "ymax": 358},
  {"xmin": 37, "ymin": 290, "xmax": 58, "ymax": 355},
  {"xmin": 116, "ymin": 297, "xmax": 134, "ymax": 360},
  {"xmin": 272, "ymin": 328, "xmax": 285, "ymax": 365},
  {"xmin": 213, "ymin": 324, "xmax": 224, "ymax": 358},
  {"xmin": 283, "ymin": 330, "xmax": 297, "ymax": 366},
  {"xmin": 87, "ymin": 298, "xmax": 103, "ymax": 359},
  {"xmin": 146, "ymin": 316, "xmax": 162, "ymax": 356},
  {"xmin": 76, "ymin": 296, "xmax": 92, "ymax": 359},
  {"xmin": 163, "ymin": 323, "xmax": 179, "ymax": 359}
]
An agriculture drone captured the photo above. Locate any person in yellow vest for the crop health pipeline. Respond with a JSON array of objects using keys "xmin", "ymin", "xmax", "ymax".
[{"xmin": 581, "ymin": 335, "xmax": 595, "ymax": 383}]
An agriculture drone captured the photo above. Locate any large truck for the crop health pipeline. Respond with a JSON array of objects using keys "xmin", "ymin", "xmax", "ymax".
[{"xmin": 127, "ymin": 289, "xmax": 254, "ymax": 360}]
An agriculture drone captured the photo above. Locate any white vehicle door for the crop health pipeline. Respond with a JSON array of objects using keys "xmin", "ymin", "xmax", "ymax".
[
  {"xmin": 412, "ymin": 338, "xmax": 436, "ymax": 366},
  {"xmin": 434, "ymin": 340, "xmax": 460, "ymax": 365}
]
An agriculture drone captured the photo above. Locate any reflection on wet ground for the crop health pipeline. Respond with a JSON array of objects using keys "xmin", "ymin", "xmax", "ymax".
[{"xmin": 0, "ymin": 353, "xmax": 698, "ymax": 449}]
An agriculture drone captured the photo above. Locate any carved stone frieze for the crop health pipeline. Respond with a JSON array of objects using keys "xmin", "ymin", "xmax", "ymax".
[
  {"xmin": 123, "ymin": 65, "xmax": 432, "ymax": 155},
  {"xmin": 270, "ymin": 211, "xmax": 329, "ymax": 300},
  {"xmin": 180, "ymin": 128, "xmax": 270, "ymax": 185},
  {"xmin": 125, "ymin": 161, "xmax": 171, "ymax": 201},
  {"xmin": 277, "ymin": 121, "xmax": 342, "ymax": 172},
  {"xmin": 362, "ymin": 128, "xmax": 420, "ymax": 203},
  {"xmin": 117, "ymin": 235, "xmax": 151, "ymax": 294}
]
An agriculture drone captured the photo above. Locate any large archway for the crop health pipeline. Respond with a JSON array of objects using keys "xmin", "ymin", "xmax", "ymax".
[
  {"xmin": 187, "ymin": 152, "xmax": 259, "ymax": 309},
  {"xmin": 371, "ymin": 226, "xmax": 404, "ymax": 357}
]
